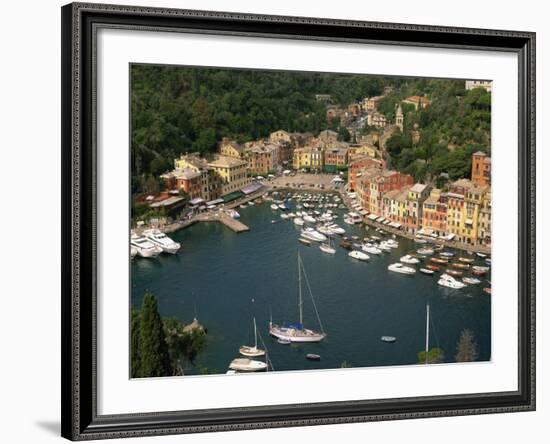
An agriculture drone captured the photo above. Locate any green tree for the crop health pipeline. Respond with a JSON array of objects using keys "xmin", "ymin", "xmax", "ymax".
[
  {"xmin": 138, "ymin": 293, "xmax": 172, "ymax": 377},
  {"xmin": 455, "ymin": 329, "xmax": 479, "ymax": 362},
  {"xmin": 418, "ymin": 348, "xmax": 445, "ymax": 364},
  {"xmin": 130, "ymin": 308, "xmax": 141, "ymax": 378},
  {"xmin": 337, "ymin": 126, "xmax": 351, "ymax": 142}
]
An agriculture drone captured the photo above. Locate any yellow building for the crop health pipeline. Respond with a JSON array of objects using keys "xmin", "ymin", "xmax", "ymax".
[
  {"xmin": 293, "ymin": 147, "xmax": 324, "ymax": 170},
  {"xmin": 219, "ymin": 139, "xmax": 244, "ymax": 159},
  {"xmin": 269, "ymin": 130, "xmax": 292, "ymax": 144},
  {"xmin": 208, "ymin": 155, "xmax": 251, "ymax": 196},
  {"xmin": 445, "ymin": 179, "xmax": 490, "ymax": 245},
  {"xmin": 348, "ymin": 143, "xmax": 378, "ymax": 160},
  {"xmin": 477, "ymin": 190, "xmax": 492, "ymax": 246}
]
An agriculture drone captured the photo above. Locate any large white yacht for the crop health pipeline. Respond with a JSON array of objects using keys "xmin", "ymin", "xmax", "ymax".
[
  {"xmin": 388, "ymin": 263, "xmax": 416, "ymax": 275},
  {"xmin": 131, "ymin": 232, "xmax": 162, "ymax": 258},
  {"xmin": 144, "ymin": 229, "xmax": 181, "ymax": 254},
  {"xmin": 438, "ymin": 273, "xmax": 467, "ymax": 289},
  {"xmin": 300, "ymin": 227, "xmax": 327, "ymax": 242}
]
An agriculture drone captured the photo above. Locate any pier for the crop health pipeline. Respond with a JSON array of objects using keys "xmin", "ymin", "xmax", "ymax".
[{"xmin": 195, "ymin": 211, "xmax": 250, "ymax": 233}]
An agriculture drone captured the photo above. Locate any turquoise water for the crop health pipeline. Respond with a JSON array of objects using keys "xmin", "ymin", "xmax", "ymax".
[{"xmin": 131, "ymin": 195, "xmax": 491, "ymax": 374}]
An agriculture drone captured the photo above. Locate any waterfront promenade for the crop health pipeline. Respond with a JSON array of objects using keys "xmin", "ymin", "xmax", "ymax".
[{"xmin": 338, "ymin": 190, "xmax": 491, "ymax": 255}]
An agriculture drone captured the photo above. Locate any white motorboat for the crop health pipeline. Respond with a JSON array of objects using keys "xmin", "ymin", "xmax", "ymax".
[
  {"xmin": 303, "ymin": 215, "xmax": 317, "ymax": 224},
  {"xmin": 130, "ymin": 246, "xmax": 138, "ymax": 259},
  {"xmin": 293, "ymin": 217, "xmax": 305, "ymax": 226},
  {"xmin": 131, "ymin": 232, "xmax": 162, "ymax": 258},
  {"xmin": 362, "ymin": 244, "xmax": 382, "ymax": 255},
  {"xmin": 228, "ymin": 209, "xmax": 240, "ymax": 219},
  {"xmin": 319, "ymin": 237, "xmax": 336, "ymax": 255},
  {"xmin": 316, "ymin": 225, "xmax": 334, "ymax": 237},
  {"xmin": 280, "ymin": 213, "xmax": 289, "ymax": 220},
  {"xmin": 417, "ymin": 248, "xmax": 434, "ymax": 255},
  {"xmin": 269, "ymin": 254, "xmax": 326, "ymax": 343},
  {"xmin": 328, "ymin": 224, "xmax": 345, "ymax": 235},
  {"xmin": 239, "ymin": 318, "xmax": 266, "ymax": 357},
  {"xmin": 344, "ymin": 212, "xmax": 363, "ymax": 225},
  {"xmin": 438, "ymin": 273, "xmax": 467, "ymax": 289},
  {"xmin": 476, "ymin": 252, "xmax": 487, "ymax": 258},
  {"xmin": 384, "ymin": 239, "xmax": 399, "ymax": 248},
  {"xmin": 278, "ymin": 203, "xmax": 287, "ymax": 210},
  {"xmin": 388, "ymin": 263, "xmax": 416, "ymax": 275},
  {"xmin": 247, "ymin": 201, "xmax": 255, "ymax": 206},
  {"xmin": 228, "ymin": 358, "xmax": 268, "ymax": 372},
  {"xmin": 400, "ymin": 254, "xmax": 420, "ymax": 264},
  {"xmin": 378, "ymin": 242, "xmax": 392, "ymax": 252},
  {"xmin": 462, "ymin": 277, "xmax": 482, "ymax": 285},
  {"xmin": 419, "ymin": 268, "xmax": 435, "ymax": 275},
  {"xmin": 414, "ymin": 237, "xmax": 428, "ymax": 244},
  {"xmin": 144, "ymin": 229, "xmax": 181, "ymax": 254},
  {"xmin": 349, "ymin": 250, "xmax": 369, "ymax": 261},
  {"xmin": 270, "ymin": 204, "xmax": 279, "ymax": 210},
  {"xmin": 301, "ymin": 228, "xmax": 327, "ymax": 242}
]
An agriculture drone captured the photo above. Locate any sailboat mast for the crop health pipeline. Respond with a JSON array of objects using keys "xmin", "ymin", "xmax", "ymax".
[
  {"xmin": 425, "ymin": 304, "xmax": 430, "ymax": 364},
  {"xmin": 298, "ymin": 254, "xmax": 303, "ymax": 326},
  {"xmin": 253, "ymin": 317, "xmax": 257, "ymax": 349}
]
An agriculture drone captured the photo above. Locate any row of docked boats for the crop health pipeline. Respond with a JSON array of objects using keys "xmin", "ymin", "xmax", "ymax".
[{"xmin": 130, "ymin": 229, "xmax": 181, "ymax": 258}]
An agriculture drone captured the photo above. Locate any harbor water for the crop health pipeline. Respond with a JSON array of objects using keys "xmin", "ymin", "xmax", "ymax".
[{"xmin": 131, "ymin": 194, "xmax": 491, "ymax": 375}]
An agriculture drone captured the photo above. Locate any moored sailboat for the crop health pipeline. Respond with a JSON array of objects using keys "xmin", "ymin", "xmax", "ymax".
[
  {"xmin": 239, "ymin": 317, "xmax": 266, "ymax": 357},
  {"xmin": 269, "ymin": 254, "xmax": 326, "ymax": 343}
]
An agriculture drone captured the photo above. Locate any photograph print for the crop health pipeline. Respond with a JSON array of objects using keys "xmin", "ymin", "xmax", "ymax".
[{"xmin": 129, "ymin": 64, "xmax": 492, "ymax": 378}]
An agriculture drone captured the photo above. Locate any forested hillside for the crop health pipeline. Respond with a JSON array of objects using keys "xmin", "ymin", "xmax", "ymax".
[{"xmin": 131, "ymin": 64, "xmax": 491, "ymax": 193}]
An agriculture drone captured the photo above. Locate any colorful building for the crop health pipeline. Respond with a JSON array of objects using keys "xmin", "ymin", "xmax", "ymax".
[
  {"xmin": 165, "ymin": 154, "xmax": 221, "ymax": 201},
  {"xmin": 421, "ymin": 189, "xmax": 448, "ymax": 236},
  {"xmin": 244, "ymin": 143, "xmax": 279, "ymax": 175},
  {"xmin": 293, "ymin": 146, "xmax": 324, "ymax": 170},
  {"xmin": 323, "ymin": 146, "xmax": 349, "ymax": 173},
  {"xmin": 347, "ymin": 157, "xmax": 385, "ymax": 191},
  {"xmin": 402, "ymin": 95, "xmax": 431, "ymax": 110},
  {"xmin": 208, "ymin": 155, "xmax": 251, "ymax": 196},
  {"xmin": 471, "ymin": 151, "xmax": 491, "ymax": 186},
  {"xmin": 219, "ymin": 138, "xmax": 244, "ymax": 159},
  {"xmin": 401, "ymin": 183, "xmax": 431, "ymax": 233}
]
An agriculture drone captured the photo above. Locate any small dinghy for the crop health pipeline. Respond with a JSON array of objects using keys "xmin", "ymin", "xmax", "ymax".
[
  {"xmin": 299, "ymin": 237, "xmax": 312, "ymax": 246},
  {"xmin": 381, "ymin": 336, "xmax": 396, "ymax": 343},
  {"xmin": 306, "ymin": 353, "xmax": 321, "ymax": 361},
  {"xmin": 420, "ymin": 268, "xmax": 435, "ymax": 275},
  {"xmin": 277, "ymin": 338, "xmax": 291, "ymax": 345}
]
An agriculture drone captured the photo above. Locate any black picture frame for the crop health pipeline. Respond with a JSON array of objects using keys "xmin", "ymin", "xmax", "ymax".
[{"xmin": 61, "ymin": 2, "xmax": 536, "ymax": 440}]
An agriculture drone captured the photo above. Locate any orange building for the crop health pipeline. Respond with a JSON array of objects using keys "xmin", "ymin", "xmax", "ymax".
[
  {"xmin": 348, "ymin": 157, "xmax": 385, "ymax": 191},
  {"xmin": 471, "ymin": 151, "xmax": 491, "ymax": 186}
]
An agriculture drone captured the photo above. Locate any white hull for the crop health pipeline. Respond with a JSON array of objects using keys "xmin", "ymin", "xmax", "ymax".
[
  {"xmin": 144, "ymin": 229, "xmax": 181, "ymax": 254},
  {"xmin": 269, "ymin": 325, "xmax": 325, "ymax": 343},
  {"xmin": 362, "ymin": 245, "xmax": 382, "ymax": 255},
  {"xmin": 293, "ymin": 218, "xmax": 304, "ymax": 226},
  {"xmin": 400, "ymin": 255, "xmax": 420, "ymax": 264},
  {"xmin": 438, "ymin": 273, "xmax": 466, "ymax": 289},
  {"xmin": 136, "ymin": 247, "xmax": 162, "ymax": 258},
  {"xmin": 319, "ymin": 244, "xmax": 336, "ymax": 254},
  {"xmin": 388, "ymin": 263, "xmax": 416, "ymax": 275},
  {"xmin": 229, "ymin": 358, "xmax": 268, "ymax": 372},
  {"xmin": 349, "ymin": 251, "xmax": 369, "ymax": 261},
  {"xmin": 239, "ymin": 346, "xmax": 265, "ymax": 357}
]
